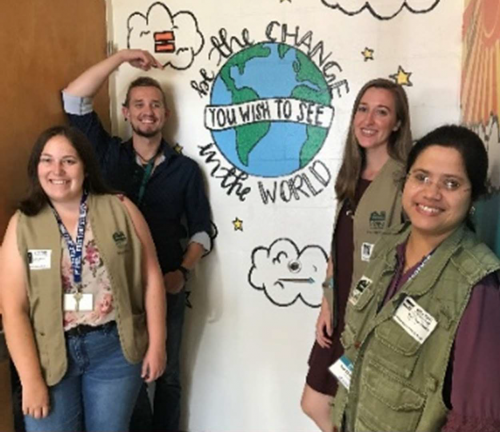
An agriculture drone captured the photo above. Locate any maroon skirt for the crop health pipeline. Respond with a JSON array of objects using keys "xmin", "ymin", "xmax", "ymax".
[
  {"xmin": 306, "ymin": 332, "xmax": 344, "ymax": 397},
  {"xmin": 307, "ymin": 180, "xmax": 371, "ymax": 396}
]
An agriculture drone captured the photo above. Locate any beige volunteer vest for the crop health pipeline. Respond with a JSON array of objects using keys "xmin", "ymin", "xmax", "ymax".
[
  {"xmin": 324, "ymin": 157, "xmax": 404, "ymax": 311},
  {"xmin": 17, "ymin": 194, "xmax": 148, "ymax": 386}
]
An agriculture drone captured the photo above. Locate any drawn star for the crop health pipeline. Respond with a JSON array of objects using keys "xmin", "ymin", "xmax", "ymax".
[
  {"xmin": 280, "ymin": 0, "xmax": 292, "ymax": 3},
  {"xmin": 173, "ymin": 143, "xmax": 184, "ymax": 154},
  {"xmin": 232, "ymin": 217, "xmax": 243, "ymax": 231},
  {"xmin": 185, "ymin": 291, "xmax": 193, "ymax": 309},
  {"xmin": 361, "ymin": 47, "xmax": 374, "ymax": 61},
  {"xmin": 390, "ymin": 66, "xmax": 413, "ymax": 87}
]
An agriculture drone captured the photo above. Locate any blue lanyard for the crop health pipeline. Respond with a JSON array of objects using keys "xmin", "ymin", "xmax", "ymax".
[
  {"xmin": 407, "ymin": 251, "xmax": 433, "ymax": 283},
  {"xmin": 381, "ymin": 250, "xmax": 434, "ymax": 314},
  {"xmin": 135, "ymin": 143, "xmax": 164, "ymax": 207},
  {"xmin": 52, "ymin": 193, "xmax": 88, "ymax": 286}
]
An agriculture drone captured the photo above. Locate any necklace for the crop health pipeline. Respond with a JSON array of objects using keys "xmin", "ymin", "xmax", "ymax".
[
  {"xmin": 134, "ymin": 144, "xmax": 163, "ymax": 166},
  {"xmin": 134, "ymin": 149, "xmax": 158, "ymax": 165}
]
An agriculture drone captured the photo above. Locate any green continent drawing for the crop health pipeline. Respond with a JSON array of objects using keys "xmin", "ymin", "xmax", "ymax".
[{"xmin": 211, "ymin": 42, "xmax": 332, "ymax": 177}]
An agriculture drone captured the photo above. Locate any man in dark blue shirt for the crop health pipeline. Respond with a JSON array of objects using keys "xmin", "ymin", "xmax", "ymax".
[{"xmin": 63, "ymin": 49, "xmax": 212, "ymax": 432}]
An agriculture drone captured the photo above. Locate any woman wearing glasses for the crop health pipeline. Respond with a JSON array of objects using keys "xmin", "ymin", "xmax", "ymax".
[{"xmin": 331, "ymin": 125, "xmax": 500, "ymax": 432}]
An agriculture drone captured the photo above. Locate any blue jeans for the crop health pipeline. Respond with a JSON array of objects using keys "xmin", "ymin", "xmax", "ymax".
[
  {"xmin": 24, "ymin": 324, "xmax": 142, "ymax": 432},
  {"xmin": 130, "ymin": 289, "xmax": 186, "ymax": 432}
]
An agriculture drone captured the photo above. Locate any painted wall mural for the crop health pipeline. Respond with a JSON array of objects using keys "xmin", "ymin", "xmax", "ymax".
[
  {"xmin": 108, "ymin": 0, "xmax": 462, "ymax": 430},
  {"xmin": 127, "ymin": 2, "xmax": 204, "ymax": 70},
  {"xmin": 320, "ymin": 0, "xmax": 443, "ymax": 19},
  {"xmin": 461, "ymin": 0, "xmax": 500, "ymax": 253},
  {"xmin": 249, "ymin": 238, "xmax": 327, "ymax": 307},
  {"xmin": 193, "ymin": 23, "xmax": 349, "ymax": 205}
]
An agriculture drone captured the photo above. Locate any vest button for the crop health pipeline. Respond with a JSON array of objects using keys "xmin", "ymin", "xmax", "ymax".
[
  {"xmin": 426, "ymin": 375, "xmax": 438, "ymax": 392},
  {"xmin": 354, "ymin": 341, "xmax": 361, "ymax": 349},
  {"xmin": 333, "ymin": 427, "xmax": 339, "ymax": 432}
]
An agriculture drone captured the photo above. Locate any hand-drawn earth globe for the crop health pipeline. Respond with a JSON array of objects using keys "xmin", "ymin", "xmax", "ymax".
[{"xmin": 209, "ymin": 42, "xmax": 332, "ymax": 177}]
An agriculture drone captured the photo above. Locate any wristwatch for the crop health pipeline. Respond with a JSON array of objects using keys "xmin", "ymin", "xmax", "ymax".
[{"xmin": 178, "ymin": 265, "xmax": 191, "ymax": 282}]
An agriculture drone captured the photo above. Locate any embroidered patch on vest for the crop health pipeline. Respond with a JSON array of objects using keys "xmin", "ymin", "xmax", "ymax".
[
  {"xmin": 369, "ymin": 211, "xmax": 386, "ymax": 230},
  {"xmin": 349, "ymin": 276, "xmax": 372, "ymax": 306},
  {"xmin": 361, "ymin": 242, "xmax": 374, "ymax": 262},
  {"xmin": 112, "ymin": 231, "xmax": 128, "ymax": 248}
]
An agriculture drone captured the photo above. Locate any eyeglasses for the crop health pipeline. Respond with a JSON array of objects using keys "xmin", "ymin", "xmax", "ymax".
[{"xmin": 406, "ymin": 171, "xmax": 471, "ymax": 192}]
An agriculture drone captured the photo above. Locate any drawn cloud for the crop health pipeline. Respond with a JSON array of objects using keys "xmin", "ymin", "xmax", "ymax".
[
  {"xmin": 127, "ymin": 2, "xmax": 204, "ymax": 70},
  {"xmin": 321, "ymin": 0, "xmax": 442, "ymax": 20},
  {"xmin": 249, "ymin": 238, "xmax": 328, "ymax": 308}
]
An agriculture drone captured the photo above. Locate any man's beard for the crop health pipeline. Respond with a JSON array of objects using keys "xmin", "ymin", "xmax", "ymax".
[{"xmin": 131, "ymin": 123, "xmax": 161, "ymax": 138}]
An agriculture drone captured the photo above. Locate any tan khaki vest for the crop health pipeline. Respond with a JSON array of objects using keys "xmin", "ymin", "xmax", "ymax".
[
  {"xmin": 17, "ymin": 194, "xmax": 148, "ymax": 386},
  {"xmin": 332, "ymin": 223, "xmax": 500, "ymax": 432},
  {"xmin": 324, "ymin": 158, "xmax": 404, "ymax": 310}
]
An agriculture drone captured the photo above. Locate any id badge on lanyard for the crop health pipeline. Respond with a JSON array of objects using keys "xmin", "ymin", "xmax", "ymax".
[{"xmin": 52, "ymin": 193, "xmax": 94, "ymax": 312}]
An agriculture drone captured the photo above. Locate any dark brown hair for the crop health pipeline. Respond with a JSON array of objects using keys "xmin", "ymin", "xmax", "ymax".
[
  {"xmin": 123, "ymin": 76, "xmax": 167, "ymax": 108},
  {"xmin": 335, "ymin": 78, "xmax": 412, "ymax": 204},
  {"xmin": 19, "ymin": 126, "xmax": 113, "ymax": 215},
  {"xmin": 406, "ymin": 125, "xmax": 488, "ymax": 202}
]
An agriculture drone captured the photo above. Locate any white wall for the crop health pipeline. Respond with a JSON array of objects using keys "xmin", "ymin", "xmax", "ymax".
[{"xmin": 106, "ymin": 0, "xmax": 462, "ymax": 430}]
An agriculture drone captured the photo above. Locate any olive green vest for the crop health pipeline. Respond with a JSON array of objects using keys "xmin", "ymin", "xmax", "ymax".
[
  {"xmin": 17, "ymin": 194, "xmax": 148, "ymax": 386},
  {"xmin": 332, "ymin": 223, "xmax": 500, "ymax": 432},
  {"xmin": 324, "ymin": 158, "xmax": 404, "ymax": 311}
]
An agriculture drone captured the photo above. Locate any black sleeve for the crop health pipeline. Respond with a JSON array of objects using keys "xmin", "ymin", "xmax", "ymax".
[
  {"xmin": 183, "ymin": 159, "xmax": 213, "ymax": 242},
  {"xmin": 67, "ymin": 111, "xmax": 123, "ymax": 169}
]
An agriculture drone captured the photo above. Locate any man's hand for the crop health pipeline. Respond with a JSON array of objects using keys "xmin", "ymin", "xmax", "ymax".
[
  {"xmin": 141, "ymin": 344, "xmax": 166, "ymax": 383},
  {"xmin": 64, "ymin": 49, "xmax": 164, "ymax": 99},
  {"xmin": 122, "ymin": 49, "xmax": 163, "ymax": 71},
  {"xmin": 22, "ymin": 378, "xmax": 50, "ymax": 419},
  {"xmin": 315, "ymin": 296, "xmax": 333, "ymax": 348},
  {"xmin": 164, "ymin": 270, "xmax": 184, "ymax": 294}
]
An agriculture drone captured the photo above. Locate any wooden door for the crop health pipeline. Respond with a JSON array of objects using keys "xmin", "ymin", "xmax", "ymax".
[{"xmin": 0, "ymin": 2, "xmax": 110, "ymax": 430}]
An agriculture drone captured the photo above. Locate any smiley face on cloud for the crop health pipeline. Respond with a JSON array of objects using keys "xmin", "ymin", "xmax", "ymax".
[{"xmin": 249, "ymin": 238, "xmax": 327, "ymax": 307}]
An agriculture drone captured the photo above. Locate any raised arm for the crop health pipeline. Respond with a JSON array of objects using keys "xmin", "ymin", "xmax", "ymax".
[
  {"xmin": 0, "ymin": 214, "xmax": 50, "ymax": 419},
  {"xmin": 64, "ymin": 49, "xmax": 163, "ymax": 98},
  {"xmin": 120, "ymin": 196, "xmax": 166, "ymax": 383}
]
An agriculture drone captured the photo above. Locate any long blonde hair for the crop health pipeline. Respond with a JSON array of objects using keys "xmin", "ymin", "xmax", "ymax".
[{"xmin": 335, "ymin": 78, "xmax": 412, "ymax": 204}]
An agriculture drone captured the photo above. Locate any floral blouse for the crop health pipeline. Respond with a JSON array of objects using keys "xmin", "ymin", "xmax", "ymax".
[{"xmin": 62, "ymin": 219, "xmax": 115, "ymax": 330}]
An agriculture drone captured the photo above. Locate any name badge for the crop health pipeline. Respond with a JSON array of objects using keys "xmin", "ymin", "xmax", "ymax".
[
  {"xmin": 63, "ymin": 293, "xmax": 94, "ymax": 312},
  {"xmin": 361, "ymin": 242, "xmax": 374, "ymax": 262},
  {"xmin": 28, "ymin": 250, "xmax": 51, "ymax": 270},
  {"xmin": 393, "ymin": 296, "xmax": 437, "ymax": 344},
  {"xmin": 329, "ymin": 355, "xmax": 354, "ymax": 390},
  {"xmin": 349, "ymin": 276, "xmax": 372, "ymax": 306}
]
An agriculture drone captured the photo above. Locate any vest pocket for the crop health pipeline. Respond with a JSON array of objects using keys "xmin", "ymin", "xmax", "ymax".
[
  {"xmin": 350, "ymin": 282, "xmax": 376, "ymax": 312},
  {"xmin": 342, "ymin": 286, "xmax": 376, "ymax": 350},
  {"xmin": 354, "ymin": 416, "xmax": 381, "ymax": 432},
  {"xmin": 356, "ymin": 362, "xmax": 424, "ymax": 432},
  {"xmin": 340, "ymin": 324, "xmax": 355, "ymax": 350},
  {"xmin": 371, "ymin": 318, "xmax": 422, "ymax": 378}
]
